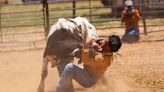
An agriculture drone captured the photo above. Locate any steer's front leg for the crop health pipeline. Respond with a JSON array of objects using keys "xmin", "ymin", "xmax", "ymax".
[{"xmin": 37, "ymin": 57, "xmax": 49, "ymax": 92}]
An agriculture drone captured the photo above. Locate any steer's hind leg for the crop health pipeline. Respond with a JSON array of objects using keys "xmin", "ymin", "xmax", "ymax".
[{"xmin": 37, "ymin": 57, "xmax": 49, "ymax": 92}]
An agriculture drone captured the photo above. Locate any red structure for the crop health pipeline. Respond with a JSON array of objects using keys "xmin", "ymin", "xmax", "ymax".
[{"xmin": 0, "ymin": 0, "xmax": 8, "ymax": 4}]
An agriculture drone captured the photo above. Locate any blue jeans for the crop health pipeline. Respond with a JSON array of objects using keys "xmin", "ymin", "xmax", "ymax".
[
  {"xmin": 121, "ymin": 28, "xmax": 140, "ymax": 43},
  {"xmin": 57, "ymin": 59, "xmax": 72, "ymax": 77},
  {"xmin": 125, "ymin": 28, "xmax": 139, "ymax": 36},
  {"xmin": 55, "ymin": 63, "xmax": 96, "ymax": 92}
]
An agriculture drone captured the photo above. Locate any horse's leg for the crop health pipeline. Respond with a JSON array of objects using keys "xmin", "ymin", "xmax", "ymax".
[{"xmin": 37, "ymin": 57, "xmax": 48, "ymax": 92}]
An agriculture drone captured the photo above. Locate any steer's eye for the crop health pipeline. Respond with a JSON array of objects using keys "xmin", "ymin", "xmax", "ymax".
[
  {"xmin": 78, "ymin": 25, "xmax": 82, "ymax": 29},
  {"xmin": 89, "ymin": 26, "xmax": 92, "ymax": 29}
]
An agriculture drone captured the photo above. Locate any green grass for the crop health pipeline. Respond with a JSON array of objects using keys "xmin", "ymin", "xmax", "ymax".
[
  {"xmin": 0, "ymin": 0, "xmax": 164, "ymax": 32},
  {"xmin": 0, "ymin": 0, "xmax": 115, "ymax": 31}
]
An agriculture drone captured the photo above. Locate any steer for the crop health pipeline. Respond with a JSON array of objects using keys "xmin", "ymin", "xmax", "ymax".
[{"xmin": 37, "ymin": 17, "xmax": 97, "ymax": 92}]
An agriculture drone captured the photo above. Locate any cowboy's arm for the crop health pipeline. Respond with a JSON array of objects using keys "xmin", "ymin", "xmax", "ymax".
[
  {"xmin": 82, "ymin": 39, "xmax": 99, "ymax": 65},
  {"xmin": 134, "ymin": 9, "xmax": 140, "ymax": 21},
  {"xmin": 121, "ymin": 8, "xmax": 130, "ymax": 24},
  {"xmin": 82, "ymin": 43, "xmax": 92, "ymax": 65},
  {"xmin": 121, "ymin": 10, "xmax": 126, "ymax": 23}
]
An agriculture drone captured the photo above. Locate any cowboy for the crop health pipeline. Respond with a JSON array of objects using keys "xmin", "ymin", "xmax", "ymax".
[
  {"xmin": 121, "ymin": 0, "xmax": 140, "ymax": 42},
  {"xmin": 55, "ymin": 35, "xmax": 122, "ymax": 92}
]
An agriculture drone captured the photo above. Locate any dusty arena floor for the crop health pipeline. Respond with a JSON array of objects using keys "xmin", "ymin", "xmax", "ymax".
[{"xmin": 0, "ymin": 28, "xmax": 164, "ymax": 92}]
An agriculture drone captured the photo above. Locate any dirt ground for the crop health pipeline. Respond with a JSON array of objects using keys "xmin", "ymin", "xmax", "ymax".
[{"xmin": 0, "ymin": 28, "xmax": 164, "ymax": 92}]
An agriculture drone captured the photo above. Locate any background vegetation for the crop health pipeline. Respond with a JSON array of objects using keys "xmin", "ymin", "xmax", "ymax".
[{"xmin": 0, "ymin": 0, "xmax": 163, "ymax": 32}]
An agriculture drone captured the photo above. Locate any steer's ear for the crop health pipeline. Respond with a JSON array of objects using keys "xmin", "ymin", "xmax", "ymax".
[{"xmin": 72, "ymin": 48, "xmax": 82, "ymax": 58}]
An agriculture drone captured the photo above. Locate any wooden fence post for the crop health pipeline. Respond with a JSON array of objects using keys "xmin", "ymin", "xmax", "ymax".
[
  {"xmin": 141, "ymin": 1, "xmax": 147, "ymax": 36},
  {"xmin": 0, "ymin": 5, "xmax": 2, "ymax": 43},
  {"xmin": 89, "ymin": 0, "xmax": 92, "ymax": 22},
  {"xmin": 142, "ymin": 16, "xmax": 147, "ymax": 35},
  {"xmin": 42, "ymin": 0, "xmax": 50, "ymax": 38},
  {"xmin": 72, "ymin": 1, "xmax": 76, "ymax": 18}
]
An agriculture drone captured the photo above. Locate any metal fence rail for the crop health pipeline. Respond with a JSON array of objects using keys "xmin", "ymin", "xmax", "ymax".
[
  {"xmin": 0, "ymin": 0, "xmax": 163, "ymax": 52},
  {"xmin": 0, "ymin": 0, "xmax": 163, "ymax": 29}
]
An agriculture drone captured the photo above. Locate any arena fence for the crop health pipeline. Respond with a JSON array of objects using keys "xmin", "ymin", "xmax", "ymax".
[{"xmin": 0, "ymin": 0, "xmax": 164, "ymax": 52}]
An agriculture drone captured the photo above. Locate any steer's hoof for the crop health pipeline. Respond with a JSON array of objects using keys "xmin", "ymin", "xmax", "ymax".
[
  {"xmin": 37, "ymin": 84, "xmax": 44, "ymax": 92},
  {"xmin": 51, "ymin": 62, "xmax": 56, "ymax": 68}
]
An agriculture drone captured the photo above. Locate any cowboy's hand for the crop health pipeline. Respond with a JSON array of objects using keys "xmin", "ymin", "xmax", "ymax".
[
  {"xmin": 127, "ymin": 9, "xmax": 134, "ymax": 15},
  {"xmin": 122, "ymin": 9, "xmax": 127, "ymax": 15},
  {"xmin": 91, "ymin": 41, "xmax": 100, "ymax": 51}
]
